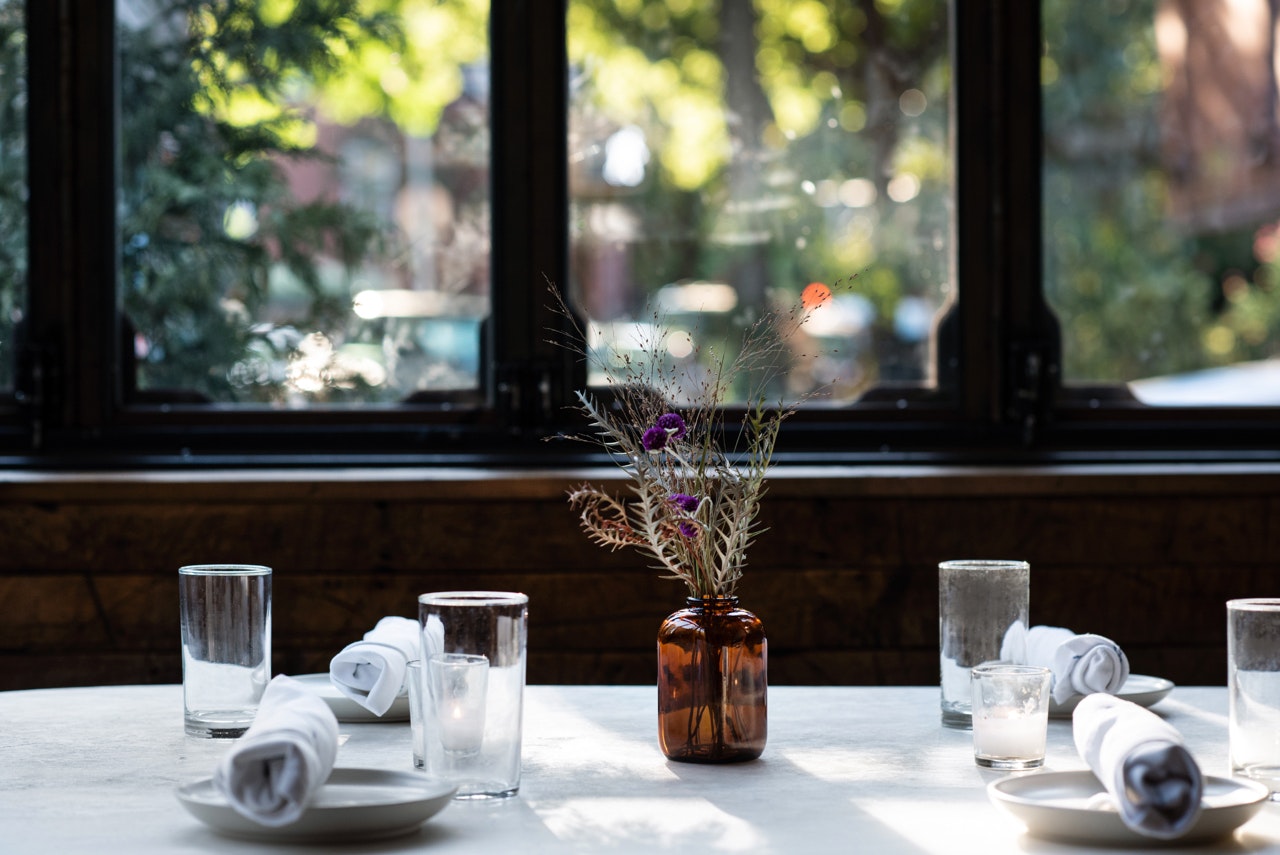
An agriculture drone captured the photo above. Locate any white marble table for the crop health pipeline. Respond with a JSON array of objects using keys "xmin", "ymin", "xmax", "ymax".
[{"xmin": 2, "ymin": 684, "xmax": 1278, "ymax": 853}]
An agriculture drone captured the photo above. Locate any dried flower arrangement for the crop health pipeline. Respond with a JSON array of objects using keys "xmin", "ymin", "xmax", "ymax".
[{"xmin": 548, "ymin": 282, "xmax": 835, "ymax": 598}]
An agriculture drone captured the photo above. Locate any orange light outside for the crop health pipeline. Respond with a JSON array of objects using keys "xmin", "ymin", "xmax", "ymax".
[{"xmin": 801, "ymin": 282, "xmax": 832, "ymax": 309}]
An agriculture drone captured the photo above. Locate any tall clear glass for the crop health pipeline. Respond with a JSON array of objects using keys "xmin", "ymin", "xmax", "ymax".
[
  {"xmin": 418, "ymin": 591, "xmax": 527, "ymax": 799},
  {"xmin": 938, "ymin": 560, "xmax": 1029, "ymax": 729},
  {"xmin": 1228, "ymin": 598, "xmax": 1280, "ymax": 793},
  {"xmin": 178, "ymin": 564, "xmax": 272, "ymax": 738}
]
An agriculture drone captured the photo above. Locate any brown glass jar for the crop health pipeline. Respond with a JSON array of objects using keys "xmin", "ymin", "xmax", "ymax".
[{"xmin": 657, "ymin": 596, "xmax": 767, "ymax": 763}]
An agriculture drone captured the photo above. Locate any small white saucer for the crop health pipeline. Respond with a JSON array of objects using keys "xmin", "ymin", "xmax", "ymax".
[
  {"xmin": 1049, "ymin": 674, "xmax": 1174, "ymax": 717},
  {"xmin": 176, "ymin": 767, "xmax": 455, "ymax": 843},
  {"xmin": 294, "ymin": 673, "xmax": 411, "ymax": 722},
  {"xmin": 989, "ymin": 770, "xmax": 1269, "ymax": 845}
]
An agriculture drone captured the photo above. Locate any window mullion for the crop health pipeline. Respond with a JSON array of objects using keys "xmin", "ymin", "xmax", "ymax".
[
  {"xmin": 952, "ymin": 0, "xmax": 1002, "ymax": 429},
  {"xmin": 953, "ymin": 0, "xmax": 1051, "ymax": 444},
  {"xmin": 490, "ymin": 0, "xmax": 573, "ymax": 433},
  {"xmin": 995, "ymin": 0, "xmax": 1057, "ymax": 445},
  {"xmin": 16, "ymin": 0, "xmax": 58, "ymax": 448},
  {"xmin": 35, "ymin": 3, "xmax": 117, "ymax": 447},
  {"xmin": 23, "ymin": 2, "xmax": 115, "ymax": 449}
]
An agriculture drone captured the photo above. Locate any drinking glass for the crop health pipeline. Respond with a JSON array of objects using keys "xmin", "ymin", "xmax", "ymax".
[
  {"xmin": 178, "ymin": 564, "xmax": 272, "ymax": 737},
  {"xmin": 407, "ymin": 659, "xmax": 424, "ymax": 769},
  {"xmin": 418, "ymin": 591, "xmax": 527, "ymax": 798},
  {"xmin": 1228, "ymin": 598, "xmax": 1280, "ymax": 794},
  {"xmin": 970, "ymin": 663, "xmax": 1052, "ymax": 770},
  {"xmin": 939, "ymin": 559, "xmax": 1029, "ymax": 728}
]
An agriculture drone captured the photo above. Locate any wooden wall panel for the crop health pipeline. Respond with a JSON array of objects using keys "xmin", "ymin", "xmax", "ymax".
[
  {"xmin": 1, "ymin": 466, "xmax": 1277, "ymax": 692},
  {"xmin": 0, "ymin": 575, "xmax": 105, "ymax": 647}
]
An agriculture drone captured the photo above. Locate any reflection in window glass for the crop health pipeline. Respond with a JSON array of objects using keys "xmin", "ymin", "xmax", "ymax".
[
  {"xmin": 1044, "ymin": 0, "xmax": 1280, "ymax": 406},
  {"xmin": 117, "ymin": 0, "xmax": 489, "ymax": 406},
  {"xmin": 0, "ymin": 1, "xmax": 24, "ymax": 396},
  {"xmin": 567, "ymin": 0, "xmax": 950, "ymax": 406}
]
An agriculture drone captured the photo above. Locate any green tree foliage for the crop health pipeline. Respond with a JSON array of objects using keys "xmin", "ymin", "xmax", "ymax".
[
  {"xmin": 1043, "ymin": 0, "xmax": 1210, "ymax": 383},
  {"xmin": 6, "ymin": 0, "xmax": 1273, "ymax": 405},
  {"xmin": 122, "ymin": 0, "xmax": 490, "ymax": 403},
  {"xmin": 1043, "ymin": 0, "xmax": 1280, "ymax": 386},
  {"xmin": 119, "ymin": 1, "xmax": 409, "ymax": 402},
  {"xmin": 569, "ymin": 0, "xmax": 949, "ymax": 396},
  {"xmin": 189, "ymin": 0, "xmax": 486, "ymax": 138}
]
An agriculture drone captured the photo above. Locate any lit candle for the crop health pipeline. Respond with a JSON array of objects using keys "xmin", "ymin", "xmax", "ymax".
[
  {"xmin": 429, "ymin": 653, "xmax": 489, "ymax": 754},
  {"xmin": 973, "ymin": 710, "xmax": 1047, "ymax": 760},
  {"xmin": 970, "ymin": 663, "xmax": 1051, "ymax": 770}
]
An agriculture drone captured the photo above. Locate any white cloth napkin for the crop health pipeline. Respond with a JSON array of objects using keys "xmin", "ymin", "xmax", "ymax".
[
  {"xmin": 329, "ymin": 616, "xmax": 421, "ymax": 716},
  {"xmin": 422, "ymin": 613, "xmax": 445, "ymax": 661},
  {"xmin": 213, "ymin": 674, "xmax": 340, "ymax": 828},
  {"xmin": 1006, "ymin": 624, "xmax": 1130, "ymax": 705},
  {"xmin": 1072, "ymin": 694, "xmax": 1203, "ymax": 839}
]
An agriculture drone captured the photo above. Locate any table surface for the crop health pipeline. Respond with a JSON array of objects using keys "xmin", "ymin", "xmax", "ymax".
[{"xmin": 2, "ymin": 683, "xmax": 1278, "ymax": 854}]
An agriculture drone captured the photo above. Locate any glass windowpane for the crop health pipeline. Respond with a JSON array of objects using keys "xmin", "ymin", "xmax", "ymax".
[
  {"xmin": 567, "ymin": 0, "xmax": 951, "ymax": 406},
  {"xmin": 1044, "ymin": 0, "xmax": 1280, "ymax": 406},
  {"xmin": 117, "ymin": 0, "xmax": 490, "ymax": 406},
  {"xmin": 0, "ymin": 0, "xmax": 24, "ymax": 396}
]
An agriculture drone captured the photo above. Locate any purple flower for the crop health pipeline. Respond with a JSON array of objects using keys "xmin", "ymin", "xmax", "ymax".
[
  {"xmin": 642, "ymin": 412, "xmax": 688, "ymax": 451},
  {"xmin": 668, "ymin": 493, "xmax": 699, "ymax": 513},
  {"xmin": 642, "ymin": 426, "xmax": 669, "ymax": 451},
  {"xmin": 670, "ymin": 494, "xmax": 699, "ymax": 538},
  {"xmin": 655, "ymin": 413, "xmax": 687, "ymax": 440}
]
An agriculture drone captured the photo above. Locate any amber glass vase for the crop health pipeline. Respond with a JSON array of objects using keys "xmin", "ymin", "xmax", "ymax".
[{"xmin": 657, "ymin": 596, "xmax": 767, "ymax": 763}]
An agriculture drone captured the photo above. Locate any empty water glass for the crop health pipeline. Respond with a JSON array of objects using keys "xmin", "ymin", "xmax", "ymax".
[{"xmin": 178, "ymin": 564, "xmax": 272, "ymax": 738}]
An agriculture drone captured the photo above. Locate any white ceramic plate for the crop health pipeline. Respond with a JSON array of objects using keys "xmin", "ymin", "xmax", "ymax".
[
  {"xmin": 989, "ymin": 770, "xmax": 1269, "ymax": 846},
  {"xmin": 294, "ymin": 672, "xmax": 411, "ymax": 722},
  {"xmin": 1048, "ymin": 674, "xmax": 1175, "ymax": 718},
  {"xmin": 176, "ymin": 767, "xmax": 455, "ymax": 843}
]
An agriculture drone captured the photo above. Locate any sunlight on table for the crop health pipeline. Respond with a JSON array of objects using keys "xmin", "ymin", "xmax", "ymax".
[
  {"xmin": 532, "ymin": 796, "xmax": 764, "ymax": 852},
  {"xmin": 858, "ymin": 797, "xmax": 1025, "ymax": 854}
]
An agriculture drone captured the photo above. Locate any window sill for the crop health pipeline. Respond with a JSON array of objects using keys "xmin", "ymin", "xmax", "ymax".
[{"xmin": 0, "ymin": 460, "xmax": 1277, "ymax": 502}]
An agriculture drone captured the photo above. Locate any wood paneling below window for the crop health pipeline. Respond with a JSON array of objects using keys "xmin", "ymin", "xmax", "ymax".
[{"xmin": 0, "ymin": 465, "xmax": 1275, "ymax": 691}]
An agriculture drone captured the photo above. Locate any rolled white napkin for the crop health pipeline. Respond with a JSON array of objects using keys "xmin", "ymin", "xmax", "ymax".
[
  {"xmin": 213, "ymin": 674, "xmax": 340, "ymax": 828},
  {"xmin": 423, "ymin": 613, "xmax": 445, "ymax": 661},
  {"xmin": 329, "ymin": 616, "xmax": 420, "ymax": 716},
  {"xmin": 1073, "ymin": 694, "xmax": 1203, "ymax": 839},
  {"xmin": 1007, "ymin": 624, "xmax": 1130, "ymax": 705}
]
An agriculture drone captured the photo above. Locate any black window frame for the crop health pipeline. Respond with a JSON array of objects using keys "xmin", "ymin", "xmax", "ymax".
[{"xmin": 2, "ymin": 0, "xmax": 1277, "ymax": 469}]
